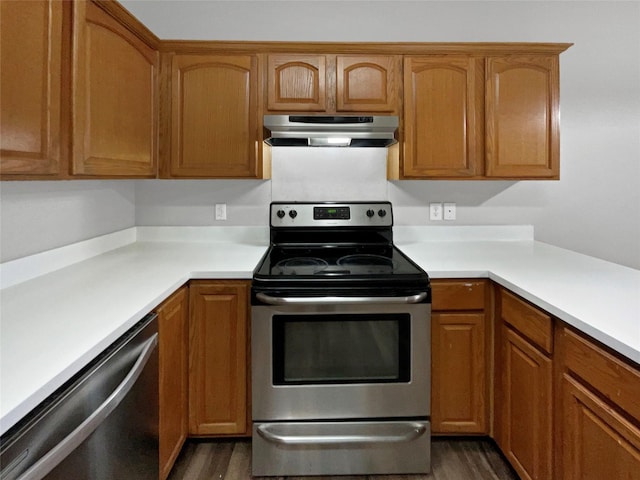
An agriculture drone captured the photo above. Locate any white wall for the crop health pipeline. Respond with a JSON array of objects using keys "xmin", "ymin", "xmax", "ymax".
[
  {"xmin": 123, "ymin": 0, "xmax": 640, "ymax": 269},
  {"xmin": 0, "ymin": 181, "xmax": 135, "ymax": 262},
  {"xmin": 135, "ymin": 179, "xmax": 270, "ymax": 226}
]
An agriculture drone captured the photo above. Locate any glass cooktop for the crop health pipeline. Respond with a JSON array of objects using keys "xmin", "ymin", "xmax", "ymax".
[{"xmin": 253, "ymin": 245, "xmax": 426, "ymax": 281}]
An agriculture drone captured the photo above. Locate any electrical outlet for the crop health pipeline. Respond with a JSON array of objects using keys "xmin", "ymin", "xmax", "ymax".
[
  {"xmin": 443, "ymin": 203, "xmax": 456, "ymax": 221},
  {"xmin": 215, "ymin": 203, "xmax": 227, "ymax": 221},
  {"xmin": 429, "ymin": 203, "xmax": 443, "ymax": 221}
]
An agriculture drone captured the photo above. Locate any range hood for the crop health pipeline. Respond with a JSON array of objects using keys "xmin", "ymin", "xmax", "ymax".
[{"xmin": 264, "ymin": 115, "xmax": 398, "ymax": 147}]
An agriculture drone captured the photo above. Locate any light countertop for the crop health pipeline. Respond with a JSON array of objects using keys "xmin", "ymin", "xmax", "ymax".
[{"xmin": 1, "ymin": 225, "xmax": 639, "ymax": 436}]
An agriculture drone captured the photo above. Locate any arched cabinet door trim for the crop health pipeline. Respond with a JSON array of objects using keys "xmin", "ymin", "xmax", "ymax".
[
  {"xmin": 72, "ymin": 0, "xmax": 158, "ymax": 177},
  {"xmin": 267, "ymin": 55, "xmax": 326, "ymax": 111},
  {"xmin": 402, "ymin": 56, "xmax": 481, "ymax": 178},
  {"xmin": 337, "ymin": 56, "xmax": 399, "ymax": 112},
  {"xmin": 168, "ymin": 54, "xmax": 260, "ymax": 178},
  {"xmin": 485, "ymin": 55, "xmax": 560, "ymax": 179}
]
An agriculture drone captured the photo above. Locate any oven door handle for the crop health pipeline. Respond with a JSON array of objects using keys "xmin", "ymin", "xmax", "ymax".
[
  {"xmin": 255, "ymin": 291, "xmax": 428, "ymax": 305},
  {"xmin": 256, "ymin": 422, "xmax": 427, "ymax": 446}
]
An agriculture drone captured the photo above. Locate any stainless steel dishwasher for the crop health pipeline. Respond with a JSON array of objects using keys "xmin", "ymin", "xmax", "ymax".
[{"xmin": 0, "ymin": 313, "xmax": 159, "ymax": 480}]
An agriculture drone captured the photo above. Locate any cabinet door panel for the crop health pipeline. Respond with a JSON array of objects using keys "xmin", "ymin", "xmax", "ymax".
[
  {"xmin": 267, "ymin": 54, "xmax": 326, "ymax": 111},
  {"xmin": 189, "ymin": 282, "xmax": 248, "ymax": 436},
  {"xmin": 170, "ymin": 55, "xmax": 259, "ymax": 177},
  {"xmin": 72, "ymin": 1, "xmax": 157, "ymax": 177},
  {"xmin": 561, "ymin": 374, "xmax": 640, "ymax": 480},
  {"xmin": 431, "ymin": 313, "xmax": 486, "ymax": 433},
  {"xmin": 157, "ymin": 287, "xmax": 189, "ymax": 480},
  {"xmin": 403, "ymin": 57, "xmax": 480, "ymax": 177},
  {"xmin": 499, "ymin": 326, "xmax": 552, "ymax": 480},
  {"xmin": 1, "ymin": 0, "xmax": 62, "ymax": 175},
  {"xmin": 486, "ymin": 55, "xmax": 559, "ymax": 178},
  {"xmin": 336, "ymin": 55, "xmax": 399, "ymax": 112}
]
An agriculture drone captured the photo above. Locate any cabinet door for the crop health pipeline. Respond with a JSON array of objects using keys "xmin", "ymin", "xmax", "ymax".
[
  {"xmin": 189, "ymin": 281, "xmax": 249, "ymax": 436},
  {"xmin": 497, "ymin": 326, "xmax": 552, "ymax": 480},
  {"xmin": 1, "ymin": 0, "xmax": 63, "ymax": 176},
  {"xmin": 267, "ymin": 54, "xmax": 327, "ymax": 111},
  {"xmin": 157, "ymin": 287, "xmax": 189, "ymax": 480},
  {"xmin": 403, "ymin": 57, "xmax": 481, "ymax": 178},
  {"xmin": 170, "ymin": 55, "xmax": 259, "ymax": 178},
  {"xmin": 560, "ymin": 374, "xmax": 640, "ymax": 480},
  {"xmin": 336, "ymin": 55, "xmax": 399, "ymax": 113},
  {"xmin": 486, "ymin": 55, "xmax": 559, "ymax": 178},
  {"xmin": 431, "ymin": 312, "xmax": 486, "ymax": 433},
  {"xmin": 72, "ymin": 1, "xmax": 158, "ymax": 177}
]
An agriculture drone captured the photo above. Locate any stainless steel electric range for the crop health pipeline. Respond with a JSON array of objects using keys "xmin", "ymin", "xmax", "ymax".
[{"xmin": 251, "ymin": 201, "xmax": 431, "ymax": 477}]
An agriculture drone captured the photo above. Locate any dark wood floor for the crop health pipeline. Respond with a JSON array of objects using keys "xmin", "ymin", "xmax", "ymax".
[{"xmin": 167, "ymin": 438, "xmax": 520, "ymax": 480}]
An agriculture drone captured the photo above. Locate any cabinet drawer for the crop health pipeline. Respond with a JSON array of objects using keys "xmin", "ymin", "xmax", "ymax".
[
  {"xmin": 562, "ymin": 327, "xmax": 640, "ymax": 422},
  {"xmin": 500, "ymin": 289, "xmax": 553, "ymax": 354},
  {"xmin": 431, "ymin": 280, "xmax": 485, "ymax": 311}
]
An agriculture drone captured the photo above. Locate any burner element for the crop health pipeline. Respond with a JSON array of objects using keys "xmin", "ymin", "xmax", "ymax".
[
  {"xmin": 275, "ymin": 257, "xmax": 329, "ymax": 275},
  {"xmin": 337, "ymin": 254, "xmax": 396, "ymax": 274}
]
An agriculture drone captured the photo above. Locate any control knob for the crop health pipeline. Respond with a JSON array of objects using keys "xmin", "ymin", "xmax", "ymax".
[
  {"xmin": 289, "ymin": 209, "xmax": 298, "ymax": 219},
  {"xmin": 276, "ymin": 210, "xmax": 286, "ymax": 219},
  {"xmin": 378, "ymin": 209, "xmax": 387, "ymax": 218},
  {"xmin": 366, "ymin": 209, "xmax": 375, "ymax": 218}
]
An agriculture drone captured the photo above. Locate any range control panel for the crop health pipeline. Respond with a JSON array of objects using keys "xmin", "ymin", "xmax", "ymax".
[{"xmin": 270, "ymin": 202, "xmax": 393, "ymax": 227}]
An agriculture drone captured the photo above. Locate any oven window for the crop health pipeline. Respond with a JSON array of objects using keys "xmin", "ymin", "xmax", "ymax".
[{"xmin": 272, "ymin": 314, "xmax": 411, "ymax": 385}]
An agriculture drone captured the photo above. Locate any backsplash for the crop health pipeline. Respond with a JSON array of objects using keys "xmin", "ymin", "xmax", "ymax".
[{"xmin": 270, "ymin": 147, "xmax": 388, "ymax": 201}]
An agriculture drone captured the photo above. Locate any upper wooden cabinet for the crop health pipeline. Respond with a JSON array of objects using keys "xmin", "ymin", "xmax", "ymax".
[
  {"xmin": 403, "ymin": 57, "xmax": 482, "ymax": 177},
  {"xmin": 267, "ymin": 54, "xmax": 327, "ymax": 112},
  {"xmin": 486, "ymin": 55, "xmax": 560, "ymax": 178},
  {"xmin": 400, "ymin": 50, "xmax": 566, "ymax": 180},
  {"xmin": 71, "ymin": 1, "xmax": 158, "ymax": 177},
  {"xmin": 0, "ymin": 0, "xmax": 63, "ymax": 177},
  {"xmin": 165, "ymin": 54, "xmax": 261, "ymax": 178},
  {"xmin": 266, "ymin": 54, "xmax": 401, "ymax": 114}
]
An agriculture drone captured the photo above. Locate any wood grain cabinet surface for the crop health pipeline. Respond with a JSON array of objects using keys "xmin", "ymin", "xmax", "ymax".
[
  {"xmin": 431, "ymin": 280, "xmax": 489, "ymax": 434},
  {"xmin": 486, "ymin": 55, "xmax": 560, "ymax": 179},
  {"xmin": 401, "ymin": 52, "xmax": 564, "ymax": 180},
  {"xmin": 165, "ymin": 54, "xmax": 261, "ymax": 178},
  {"xmin": 72, "ymin": 1, "xmax": 158, "ymax": 177},
  {"xmin": 188, "ymin": 281, "xmax": 250, "ymax": 436},
  {"xmin": 403, "ymin": 56, "xmax": 482, "ymax": 178},
  {"xmin": 157, "ymin": 286, "xmax": 189, "ymax": 480},
  {"xmin": 494, "ymin": 287, "xmax": 553, "ymax": 480},
  {"xmin": 266, "ymin": 53, "xmax": 400, "ymax": 114},
  {"xmin": 557, "ymin": 327, "xmax": 640, "ymax": 480},
  {"xmin": 0, "ymin": 0, "xmax": 64, "ymax": 177}
]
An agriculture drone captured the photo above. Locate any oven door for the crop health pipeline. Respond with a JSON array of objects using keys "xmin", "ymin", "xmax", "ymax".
[{"xmin": 251, "ymin": 295, "xmax": 430, "ymax": 421}]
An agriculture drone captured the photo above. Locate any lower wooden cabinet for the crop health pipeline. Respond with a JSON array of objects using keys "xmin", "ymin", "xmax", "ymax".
[
  {"xmin": 157, "ymin": 286, "xmax": 189, "ymax": 480},
  {"xmin": 560, "ymin": 374, "xmax": 640, "ymax": 480},
  {"xmin": 497, "ymin": 326, "xmax": 552, "ymax": 480},
  {"xmin": 494, "ymin": 287, "xmax": 553, "ymax": 480},
  {"xmin": 152, "ymin": 278, "xmax": 640, "ymax": 480},
  {"xmin": 188, "ymin": 281, "xmax": 250, "ymax": 436},
  {"xmin": 431, "ymin": 280, "xmax": 488, "ymax": 434},
  {"xmin": 557, "ymin": 327, "xmax": 640, "ymax": 480}
]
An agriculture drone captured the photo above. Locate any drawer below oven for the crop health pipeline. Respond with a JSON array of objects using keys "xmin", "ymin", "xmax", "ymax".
[{"xmin": 252, "ymin": 420, "xmax": 431, "ymax": 476}]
